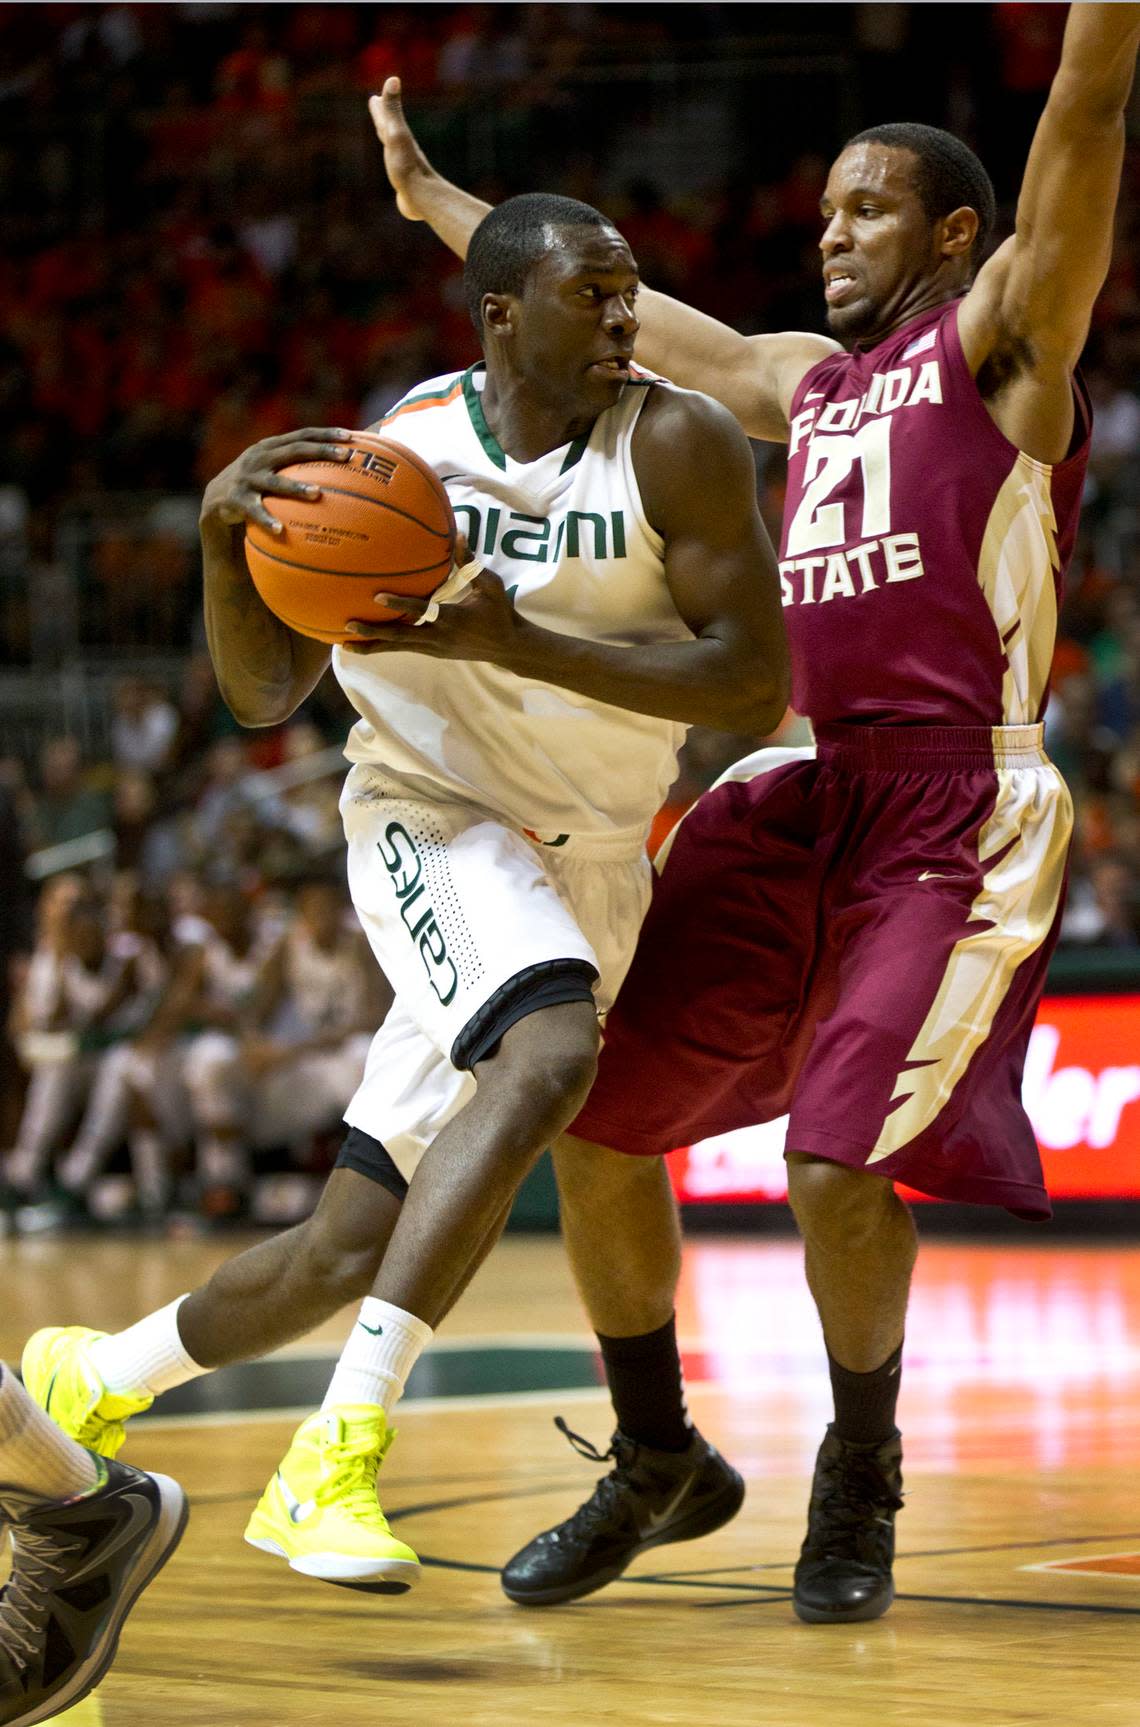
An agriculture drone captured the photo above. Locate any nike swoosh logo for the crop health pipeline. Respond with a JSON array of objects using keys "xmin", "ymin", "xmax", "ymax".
[
  {"xmin": 918, "ymin": 870, "xmax": 949, "ymax": 881},
  {"xmin": 643, "ymin": 1478, "xmax": 693, "ymax": 1534},
  {"xmin": 70, "ymin": 1491, "xmax": 153, "ymax": 1576},
  {"xmin": 358, "ymin": 1322, "xmax": 384, "ymax": 1336},
  {"xmin": 277, "ymin": 1474, "xmax": 316, "ymax": 1525}
]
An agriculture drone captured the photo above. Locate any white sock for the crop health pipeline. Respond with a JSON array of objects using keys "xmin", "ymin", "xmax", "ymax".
[
  {"xmin": 0, "ymin": 1364, "xmax": 99, "ymax": 1506},
  {"xmin": 88, "ymin": 1295, "xmax": 205, "ymax": 1400},
  {"xmin": 321, "ymin": 1298, "xmax": 433, "ymax": 1416}
]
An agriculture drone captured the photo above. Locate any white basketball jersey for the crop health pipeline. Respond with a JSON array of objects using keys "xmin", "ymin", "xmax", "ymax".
[{"xmin": 333, "ymin": 365, "xmax": 691, "ymax": 838}]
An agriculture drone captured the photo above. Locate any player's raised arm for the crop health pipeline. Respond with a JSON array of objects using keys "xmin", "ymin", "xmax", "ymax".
[
  {"xmin": 959, "ymin": 4, "xmax": 1140, "ymax": 459},
  {"xmin": 626, "ymin": 293, "xmax": 838, "ymax": 444},
  {"xmin": 370, "ymin": 77, "xmax": 835, "ymax": 443},
  {"xmin": 369, "ymin": 78, "xmax": 491, "ymax": 251}
]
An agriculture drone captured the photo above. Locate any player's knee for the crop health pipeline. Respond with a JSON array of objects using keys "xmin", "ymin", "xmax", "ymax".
[
  {"xmin": 786, "ymin": 1154, "xmax": 892, "ymax": 1250},
  {"xmin": 553, "ymin": 1132, "xmax": 661, "ymax": 1210},
  {"xmin": 490, "ymin": 1004, "xmax": 599, "ymax": 1127},
  {"xmin": 295, "ymin": 1211, "xmax": 385, "ymax": 1303},
  {"xmin": 533, "ymin": 1030, "xmax": 599, "ymax": 1126}
]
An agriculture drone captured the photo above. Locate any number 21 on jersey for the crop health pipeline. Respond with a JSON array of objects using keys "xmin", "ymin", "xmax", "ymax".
[{"xmin": 785, "ymin": 416, "xmax": 892, "ymax": 555}]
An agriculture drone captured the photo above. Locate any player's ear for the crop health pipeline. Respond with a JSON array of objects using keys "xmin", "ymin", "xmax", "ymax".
[
  {"xmin": 938, "ymin": 206, "xmax": 978, "ymax": 262},
  {"xmin": 481, "ymin": 293, "xmax": 517, "ymax": 340}
]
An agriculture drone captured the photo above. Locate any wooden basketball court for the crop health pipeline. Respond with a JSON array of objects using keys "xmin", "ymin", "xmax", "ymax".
[{"xmin": 4, "ymin": 1229, "xmax": 1140, "ymax": 1726}]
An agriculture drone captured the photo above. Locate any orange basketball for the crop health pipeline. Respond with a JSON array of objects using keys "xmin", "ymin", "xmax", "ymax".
[{"xmin": 244, "ymin": 431, "xmax": 455, "ymax": 645}]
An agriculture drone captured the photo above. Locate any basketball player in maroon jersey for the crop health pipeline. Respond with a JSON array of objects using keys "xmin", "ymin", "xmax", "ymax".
[{"xmin": 375, "ymin": 2, "xmax": 1140, "ymax": 1621}]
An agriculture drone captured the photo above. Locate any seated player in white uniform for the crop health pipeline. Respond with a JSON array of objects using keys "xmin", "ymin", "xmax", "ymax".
[
  {"xmin": 3, "ymin": 891, "xmax": 156, "ymax": 1214},
  {"xmin": 182, "ymin": 876, "xmax": 385, "ymax": 1187},
  {"xmin": 52, "ymin": 880, "xmax": 173, "ymax": 1219},
  {"xmin": 21, "ymin": 193, "xmax": 789, "ymax": 1594}
]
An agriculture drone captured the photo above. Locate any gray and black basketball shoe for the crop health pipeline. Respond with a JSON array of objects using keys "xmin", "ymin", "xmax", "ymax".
[
  {"xmin": 0, "ymin": 1456, "xmax": 187, "ymax": 1726},
  {"xmin": 501, "ymin": 1417, "xmax": 745, "ymax": 1605},
  {"xmin": 793, "ymin": 1425, "xmax": 904, "ymax": 1624}
]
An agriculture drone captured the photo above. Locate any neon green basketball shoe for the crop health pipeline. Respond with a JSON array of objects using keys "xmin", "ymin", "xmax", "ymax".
[
  {"xmin": 20, "ymin": 1327, "xmax": 153, "ymax": 1460},
  {"xmin": 244, "ymin": 1405, "xmax": 420, "ymax": 1592}
]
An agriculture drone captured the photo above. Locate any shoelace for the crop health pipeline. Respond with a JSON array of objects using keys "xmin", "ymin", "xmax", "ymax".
[
  {"xmin": 49, "ymin": 1360, "xmax": 122, "ymax": 1453},
  {"xmin": 0, "ymin": 1521, "xmax": 86, "ymax": 1671},
  {"xmin": 553, "ymin": 1418, "xmax": 639, "ymax": 1534},
  {"xmin": 810, "ymin": 1454, "xmax": 903, "ymax": 1555},
  {"xmin": 314, "ymin": 1427, "xmax": 391, "ymax": 1521},
  {"xmin": 71, "ymin": 1409, "xmax": 123, "ymax": 1452},
  {"xmin": 554, "ymin": 1416, "xmax": 616, "ymax": 1466}
]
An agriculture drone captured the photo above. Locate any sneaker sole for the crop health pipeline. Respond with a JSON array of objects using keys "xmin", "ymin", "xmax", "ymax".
[
  {"xmin": 501, "ymin": 1471, "xmax": 746, "ymax": 1606},
  {"xmin": 792, "ymin": 1579, "xmax": 895, "ymax": 1624},
  {"xmin": 244, "ymin": 1535, "xmax": 420, "ymax": 1594},
  {"xmin": 9, "ymin": 1473, "xmax": 188, "ymax": 1727}
]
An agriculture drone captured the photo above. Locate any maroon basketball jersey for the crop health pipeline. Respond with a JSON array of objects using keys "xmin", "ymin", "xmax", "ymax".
[{"xmin": 779, "ymin": 301, "xmax": 1091, "ymax": 728}]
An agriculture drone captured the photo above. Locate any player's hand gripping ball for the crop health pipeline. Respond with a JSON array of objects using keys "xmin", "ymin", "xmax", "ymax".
[{"xmin": 243, "ymin": 431, "xmax": 456, "ymax": 645}]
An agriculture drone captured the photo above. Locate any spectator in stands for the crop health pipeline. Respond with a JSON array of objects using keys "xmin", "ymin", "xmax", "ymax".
[
  {"xmin": 52, "ymin": 879, "xmax": 175, "ymax": 1219},
  {"xmin": 190, "ymin": 736, "xmax": 255, "ymax": 855},
  {"xmin": 1064, "ymin": 853, "xmax": 1140, "ymax": 949},
  {"xmin": 2, "ymin": 887, "xmax": 153, "ymax": 1210},
  {"xmin": 200, "ymin": 872, "xmax": 386, "ymax": 1177},
  {"xmin": 158, "ymin": 880, "xmax": 276, "ymax": 1219},
  {"xmin": 109, "ymin": 676, "xmax": 179, "ymax": 776},
  {"xmin": 275, "ymin": 721, "xmax": 344, "ymax": 854},
  {"xmin": 29, "ymin": 737, "xmax": 110, "ymax": 852},
  {"xmin": 110, "ymin": 768, "xmax": 186, "ymax": 886}
]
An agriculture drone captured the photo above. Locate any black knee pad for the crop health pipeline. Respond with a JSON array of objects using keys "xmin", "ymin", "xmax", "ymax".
[
  {"xmin": 334, "ymin": 1127, "xmax": 410, "ymax": 1200},
  {"xmin": 450, "ymin": 958, "xmax": 598, "ymax": 1071}
]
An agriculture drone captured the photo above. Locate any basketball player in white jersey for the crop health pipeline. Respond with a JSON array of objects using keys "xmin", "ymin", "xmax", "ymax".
[{"xmin": 23, "ymin": 193, "xmax": 789, "ymax": 1593}]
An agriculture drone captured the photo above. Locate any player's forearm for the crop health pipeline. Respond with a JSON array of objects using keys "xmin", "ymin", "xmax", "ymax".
[
  {"xmin": 409, "ymin": 170, "xmax": 490, "ymax": 260},
  {"xmin": 201, "ymin": 521, "xmax": 326, "ymax": 727},
  {"xmin": 504, "ymin": 621, "xmax": 788, "ymax": 734},
  {"xmin": 1054, "ymin": 4, "xmax": 1140, "ymax": 116}
]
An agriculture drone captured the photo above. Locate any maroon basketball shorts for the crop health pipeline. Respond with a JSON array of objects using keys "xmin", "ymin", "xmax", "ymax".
[{"xmin": 573, "ymin": 724, "xmax": 1073, "ymax": 1218}]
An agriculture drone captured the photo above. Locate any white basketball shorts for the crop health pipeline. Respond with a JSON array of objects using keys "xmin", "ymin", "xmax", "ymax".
[{"xmin": 338, "ymin": 763, "xmax": 651, "ymax": 1179}]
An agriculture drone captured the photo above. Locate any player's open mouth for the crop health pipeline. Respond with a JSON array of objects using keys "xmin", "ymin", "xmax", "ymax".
[
  {"xmin": 824, "ymin": 273, "xmax": 858, "ymax": 305},
  {"xmin": 590, "ymin": 357, "xmax": 632, "ymax": 377}
]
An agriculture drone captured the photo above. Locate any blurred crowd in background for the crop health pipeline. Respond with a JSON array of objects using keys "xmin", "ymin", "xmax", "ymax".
[{"xmin": 1, "ymin": 4, "xmax": 1139, "ymax": 1226}]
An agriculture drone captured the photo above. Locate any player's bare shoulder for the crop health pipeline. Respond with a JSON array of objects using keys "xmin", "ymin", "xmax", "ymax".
[
  {"xmin": 630, "ymin": 383, "xmax": 760, "ymax": 533},
  {"xmin": 746, "ymin": 331, "xmax": 843, "ymax": 437}
]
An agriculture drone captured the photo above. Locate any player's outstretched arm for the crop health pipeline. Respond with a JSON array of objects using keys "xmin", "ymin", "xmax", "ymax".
[
  {"xmin": 346, "ymin": 390, "xmax": 790, "ymax": 736},
  {"xmin": 200, "ymin": 430, "xmax": 352, "ymax": 726},
  {"xmin": 369, "ymin": 77, "xmax": 491, "ymax": 252},
  {"xmin": 959, "ymin": 3, "xmax": 1140, "ymax": 460},
  {"xmin": 370, "ymin": 77, "xmax": 835, "ymax": 445}
]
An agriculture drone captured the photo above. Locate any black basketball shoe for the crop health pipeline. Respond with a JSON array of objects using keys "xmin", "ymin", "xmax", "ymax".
[
  {"xmin": 0, "ymin": 1456, "xmax": 188, "ymax": 1726},
  {"xmin": 501, "ymin": 1417, "xmax": 745, "ymax": 1606},
  {"xmin": 792, "ymin": 1425, "xmax": 903, "ymax": 1624}
]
